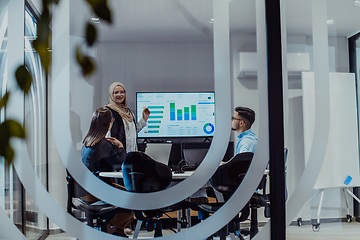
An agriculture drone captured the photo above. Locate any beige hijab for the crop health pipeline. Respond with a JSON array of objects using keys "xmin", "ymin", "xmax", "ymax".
[{"xmin": 105, "ymin": 82, "xmax": 133, "ymax": 129}]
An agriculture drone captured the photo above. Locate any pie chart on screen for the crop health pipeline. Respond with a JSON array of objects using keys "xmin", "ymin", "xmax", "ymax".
[{"xmin": 203, "ymin": 123, "xmax": 215, "ymax": 134}]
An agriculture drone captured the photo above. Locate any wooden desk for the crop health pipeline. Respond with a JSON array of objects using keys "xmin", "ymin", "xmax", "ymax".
[{"xmin": 99, "ymin": 171, "xmax": 194, "ymax": 180}]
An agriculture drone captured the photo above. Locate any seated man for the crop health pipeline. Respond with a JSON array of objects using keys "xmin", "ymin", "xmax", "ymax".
[
  {"xmin": 190, "ymin": 106, "xmax": 258, "ymax": 220},
  {"xmin": 221, "ymin": 106, "xmax": 257, "ymax": 164}
]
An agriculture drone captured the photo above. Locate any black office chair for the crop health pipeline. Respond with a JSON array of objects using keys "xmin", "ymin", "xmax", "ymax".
[
  {"xmin": 250, "ymin": 148, "xmax": 288, "ymax": 237},
  {"xmin": 66, "ymin": 171, "xmax": 129, "ymax": 232},
  {"xmin": 249, "ymin": 173, "xmax": 270, "ymax": 238},
  {"xmin": 122, "ymin": 151, "xmax": 190, "ymax": 237},
  {"xmin": 189, "ymin": 152, "xmax": 254, "ymax": 240}
]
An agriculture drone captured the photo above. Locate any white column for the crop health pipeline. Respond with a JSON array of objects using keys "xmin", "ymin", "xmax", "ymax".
[
  {"xmin": 280, "ymin": 0, "xmax": 289, "ymax": 145},
  {"xmin": 7, "ymin": 0, "xmax": 25, "ymax": 223},
  {"xmin": 253, "ymin": 0, "xmax": 270, "ymax": 239},
  {"xmin": 49, "ymin": 0, "xmax": 71, "ymax": 231},
  {"xmin": 0, "ymin": 0, "xmax": 9, "ymax": 215},
  {"xmin": 286, "ymin": 0, "xmax": 330, "ymax": 226}
]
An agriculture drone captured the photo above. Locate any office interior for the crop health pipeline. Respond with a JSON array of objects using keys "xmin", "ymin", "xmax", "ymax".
[{"xmin": 2, "ymin": 0, "xmax": 360, "ymax": 239}]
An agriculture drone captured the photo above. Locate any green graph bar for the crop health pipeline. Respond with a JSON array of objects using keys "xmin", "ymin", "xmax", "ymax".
[
  {"xmin": 184, "ymin": 107, "xmax": 190, "ymax": 120},
  {"xmin": 150, "ymin": 111, "xmax": 163, "ymax": 114},
  {"xmin": 148, "ymin": 125, "xmax": 160, "ymax": 128},
  {"xmin": 177, "ymin": 109, "xmax": 182, "ymax": 120},
  {"xmin": 148, "ymin": 120, "xmax": 161, "ymax": 123},
  {"xmin": 149, "ymin": 116, "xmax": 163, "ymax": 119},
  {"xmin": 148, "ymin": 130, "xmax": 159, "ymax": 133},
  {"xmin": 148, "ymin": 106, "xmax": 164, "ymax": 109},
  {"xmin": 191, "ymin": 105, "xmax": 196, "ymax": 120},
  {"xmin": 170, "ymin": 103, "xmax": 176, "ymax": 121}
]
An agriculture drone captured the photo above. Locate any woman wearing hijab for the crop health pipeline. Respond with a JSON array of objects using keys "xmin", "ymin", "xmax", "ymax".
[
  {"xmin": 105, "ymin": 82, "xmax": 150, "ymax": 152},
  {"xmin": 81, "ymin": 107, "xmax": 133, "ymax": 237}
]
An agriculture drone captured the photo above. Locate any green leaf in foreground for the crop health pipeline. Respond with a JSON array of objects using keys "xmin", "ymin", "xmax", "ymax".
[
  {"xmin": 0, "ymin": 120, "xmax": 26, "ymax": 139},
  {"xmin": 0, "ymin": 144, "xmax": 14, "ymax": 165},
  {"xmin": 0, "ymin": 120, "xmax": 25, "ymax": 164},
  {"xmin": 0, "ymin": 92, "xmax": 10, "ymax": 109},
  {"xmin": 86, "ymin": 22, "xmax": 97, "ymax": 46},
  {"xmin": 86, "ymin": 0, "xmax": 112, "ymax": 23},
  {"xmin": 33, "ymin": 5, "xmax": 51, "ymax": 75},
  {"xmin": 76, "ymin": 47, "xmax": 96, "ymax": 76},
  {"xmin": 15, "ymin": 66, "xmax": 33, "ymax": 94}
]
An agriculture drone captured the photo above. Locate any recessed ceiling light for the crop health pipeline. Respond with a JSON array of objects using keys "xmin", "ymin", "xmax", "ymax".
[
  {"xmin": 355, "ymin": 0, "xmax": 360, "ymax": 6},
  {"xmin": 327, "ymin": 20, "xmax": 334, "ymax": 25},
  {"xmin": 91, "ymin": 17, "xmax": 100, "ymax": 24}
]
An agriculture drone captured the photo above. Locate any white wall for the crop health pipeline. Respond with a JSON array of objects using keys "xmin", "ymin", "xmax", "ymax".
[
  {"xmin": 97, "ymin": 42, "xmax": 215, "ymax": 111},
  {"xmin": 69, "ymin": 36, "xmax": 99, "ymax": 155},
  {"xmin": 230, "ymin": 33, "xmax": 258, "ymax": 135}
]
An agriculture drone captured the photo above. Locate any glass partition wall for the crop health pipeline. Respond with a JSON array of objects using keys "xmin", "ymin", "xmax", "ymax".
[
  {"xmin": 3, "ymin": 0, "xmax": 360, "ymax": 239},
  {"xmin": 284, "ymin": 0, "xmax": 360, "ymax": 239},
  {"xmin": 53, "ymin": 0, "xmax": 272, "ymax": 239}
]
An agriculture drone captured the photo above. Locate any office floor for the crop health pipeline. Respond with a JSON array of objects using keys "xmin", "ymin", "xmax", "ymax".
[
  {"xmin": 41, "ymin": 221, "xmax": 360, "ymax": 240},
  {"xmin": 286, "ymin": 221, "xmax": 360, "ymax": 240}
]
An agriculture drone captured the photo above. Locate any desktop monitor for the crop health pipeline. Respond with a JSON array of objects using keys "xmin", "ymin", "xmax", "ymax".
[{"xmin": 136, "ymin": 92, "xmax": 215, "ymax": 139}]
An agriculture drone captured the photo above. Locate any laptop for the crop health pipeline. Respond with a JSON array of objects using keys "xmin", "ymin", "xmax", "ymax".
[
  {"xmin": 145, "ymin": 143, "xmax": 172, "ymax": 166},
  {"xmin": 182, "ymin": 148, "xmax": 208, "ymax": 169}
]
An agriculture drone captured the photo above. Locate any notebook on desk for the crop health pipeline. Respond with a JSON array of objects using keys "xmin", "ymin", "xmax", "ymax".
[
  {"xmin": 145, "ymin": 143, "xmax": 172, "ymax": 166},
  {"xmin": 183, "ymin": 148, "xmax": 208, "ymax": 170}
]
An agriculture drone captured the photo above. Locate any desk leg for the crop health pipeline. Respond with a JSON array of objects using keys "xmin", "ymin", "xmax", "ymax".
[
  {"xmin": 178, "ymin": 208, "xmax": 191, "ymax": 231},
  {"xmin": 186, "ymin": 208, "xmax": 191, "ymax": 228},
  {"xmin": 177, "ymin": 210, "xmax": 182, "ymax": 232},
  {"xmin": 133, "ymin": 220, "xmax": 142, "ymax": 239},
  {"xmin": 250, "ymin": 205, "xmax": 258, "ymax": 239}
]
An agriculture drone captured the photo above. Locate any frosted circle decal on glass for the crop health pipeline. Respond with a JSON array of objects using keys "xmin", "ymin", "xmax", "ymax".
[
  {"xmin": 49, "ymin": 0, "xmax": 269, "ymax": 239},
  {"xmin": 0, "ymin": 0, "xmax": 268, "ymax": 240},
  {"xmin": 52, "ymin": 1, "xmax": 230, "ymax": 212}
]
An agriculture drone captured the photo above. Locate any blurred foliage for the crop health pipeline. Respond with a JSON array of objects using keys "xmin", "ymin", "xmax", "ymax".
[
  {"xmin": 0, "ymin": 65, "xmax": 32, "ymax": 164},
  {"xmin": 15, "ymin": 65, "xmax": 33, "ymax": 94},
  {"xmin": 76, "ymin": 47, "xmax": 96, "ymax": 76},
  {"xmin": 32, "ymin": 2, "xmax": 51, "ymax": 75},
  {"xmin": 2, "ymin": 0, "xmax": 112, "ymax": 165},
  {"xmin": 0, "ymin": 120, "xmax": 26, "ymax": 165},
  {"xmin": 0, "ymin": 92, "xmax": 9, "ymax": 109},
  {"xmin": 85, "ymin": 0, "xmax": 112, "ymax": 24},
  {"xmin": 86, "ymin": 23, "xmax": 97, "ymax": 47},
  {"xmin": 76, "ymin": 0, "xmax": 112, "ymax": 75}
]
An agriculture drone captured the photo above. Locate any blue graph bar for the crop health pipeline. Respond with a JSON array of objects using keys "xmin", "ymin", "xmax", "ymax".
[
  {"xmin": 170, "ymin": 112, "xmax": 175, "ymax": 121},
  {"xmin": 170, "ymin": 103, "xmax": 175, "ymax": 121},
  {"xmin": 184, "ymin": 113, "xmax": 189, "ymax": 120}
]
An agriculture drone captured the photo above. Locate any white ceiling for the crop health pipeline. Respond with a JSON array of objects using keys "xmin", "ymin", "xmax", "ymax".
[{"xmin": 70, "ymin": 0, "xmax": 360, "ymax": 43}]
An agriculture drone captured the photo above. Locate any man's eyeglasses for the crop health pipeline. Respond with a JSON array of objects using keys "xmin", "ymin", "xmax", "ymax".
[{"xmin": 231, "ymin": 116, "xmax": 243, "ymax": 122}]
